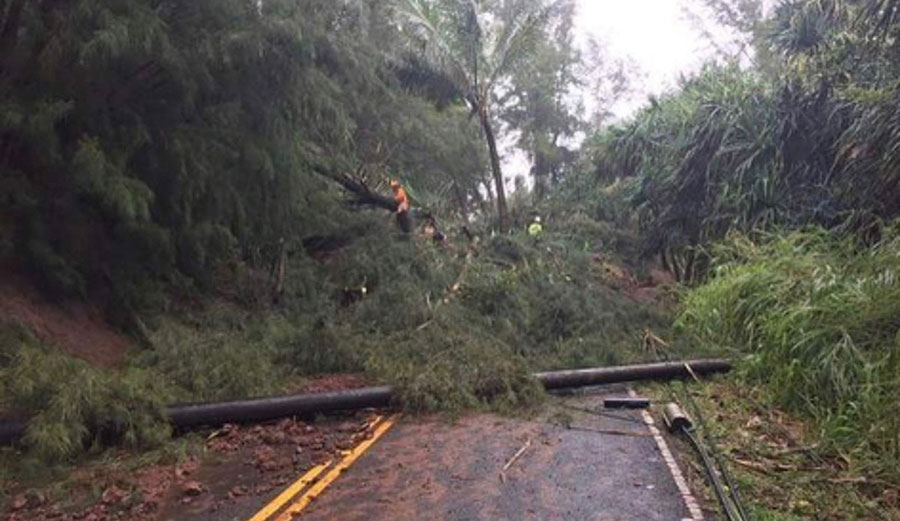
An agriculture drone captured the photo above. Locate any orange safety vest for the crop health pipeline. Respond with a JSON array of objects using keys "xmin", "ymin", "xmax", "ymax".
[{"xmin": 392, "ymin": 186, "xmax": 409, "ymax": 212}]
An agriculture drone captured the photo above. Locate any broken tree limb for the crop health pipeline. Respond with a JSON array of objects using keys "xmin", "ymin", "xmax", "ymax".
[
  {"xmin": 502, "ymin": 439, "xmax": 532, "ymax": 471},
  {"xmin": 310, "ymin": 163, "xmax": 396, "ymax": 211}
]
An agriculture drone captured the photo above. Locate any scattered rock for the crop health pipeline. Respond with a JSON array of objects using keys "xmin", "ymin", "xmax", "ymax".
[
  {"xmin": 228, "ymin": 485, "xmax": 248, "ymax": 499},
  {"xmin": 262, "ymin": 430, "xmax": 287, "ymax": 445},
  {"xmin": 181, "ymin": 481, "xmax": 205, "ymax": 497}
]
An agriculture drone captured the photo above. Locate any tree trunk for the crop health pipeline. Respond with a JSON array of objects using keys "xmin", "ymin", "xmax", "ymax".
[
  {"xmin": 451, "ymin": 182, "xmax": 468, "ymax": 219},
  {"xmin": 533, "ymin": 149, "xmax": 548, "ymax": 202},
  {"xmin": 683, "ymin": 249, "xmax": 695, "ymax": 285},
  {"xmin": 478, "ymin": 104, "xmax": 509, "ymax": 233},
  {"xmin": 272, "ymin": 239, "xmax": 287, "ymax": 305},
  {"xmin": 0, "ymin": 0, "xmax": 26, "ymax": 71}
]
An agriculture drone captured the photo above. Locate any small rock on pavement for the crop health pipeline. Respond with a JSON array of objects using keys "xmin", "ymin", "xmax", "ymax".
[
  {"xmin": 228, "ymin": 485, "xmax": 248, "ymax": 499},
  {"xmin": 181, "ymin": 480, "xmax": 205, "ymax": 496}
]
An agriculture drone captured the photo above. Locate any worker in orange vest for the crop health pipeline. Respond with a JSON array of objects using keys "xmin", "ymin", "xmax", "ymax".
[{"xmin": 390, "ymin": 179, "xmax": 412, "ymax": 233}]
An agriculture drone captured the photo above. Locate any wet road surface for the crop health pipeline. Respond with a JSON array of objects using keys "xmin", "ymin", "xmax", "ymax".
[{"xmin": 217, "ymin": 385, "xmax": 698, "ymax": 521}]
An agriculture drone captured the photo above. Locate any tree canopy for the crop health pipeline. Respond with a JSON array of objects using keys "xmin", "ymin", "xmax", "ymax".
[{"xmin": 0, "ymin": 0, "xmax": 508, "ymax": 319}]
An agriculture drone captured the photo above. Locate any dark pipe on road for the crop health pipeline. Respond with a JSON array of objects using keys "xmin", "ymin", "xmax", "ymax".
[
  {"xmin": 534, "ymin": 359, "xmax": 731, "ymax": 390},
  {"xmin": 167, "ymin": 386, "xmax": 394, "ymax": 429},
  {"xmin": 0, "ymin": 359, "xmax": 730, "ymax": 444}
]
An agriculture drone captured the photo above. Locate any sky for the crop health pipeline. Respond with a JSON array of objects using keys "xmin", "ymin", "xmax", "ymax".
[
  {"xmin": 575, "ymin": 0, "xmax": 742, "ymax": 118},
  {"xmin": 501, "ymin": 0, "xmax": 738, "ymax": 182}
]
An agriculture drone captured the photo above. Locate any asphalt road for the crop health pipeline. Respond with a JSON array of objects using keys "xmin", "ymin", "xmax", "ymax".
[{"xmin": 216, "ymin": 385, "xmax": 701, "ymax": 521}]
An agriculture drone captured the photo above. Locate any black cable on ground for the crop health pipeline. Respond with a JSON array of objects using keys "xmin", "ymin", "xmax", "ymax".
[
  {"xmin": 676, "ymin": 374, "xmax": 751, "ymax": 521},
  {"xmin": 683, "ymin": 427, "xmax": 742, "ymax": 521},
  {"xmin": 651, "ymin": 346, "xmax": 751, "ymax": 521},
  {"xmin": 560, "ymin": 404, "xmax": 647, "ymax": 426}
]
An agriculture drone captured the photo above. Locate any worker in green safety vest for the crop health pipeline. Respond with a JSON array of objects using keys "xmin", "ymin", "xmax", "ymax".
[{"xmin": 528, "ymin": 216, "xmax": 543, "ymax": 237}]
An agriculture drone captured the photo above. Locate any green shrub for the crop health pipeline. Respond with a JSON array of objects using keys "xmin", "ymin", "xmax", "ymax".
[{"xmin": 677, "ymin": 227, "xmax": 900, "ymax": 480}]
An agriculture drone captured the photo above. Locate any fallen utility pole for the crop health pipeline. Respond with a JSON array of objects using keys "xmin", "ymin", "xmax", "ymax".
[{"xmin": 0, "ymin": 359, "xmax": 730, "ymax": 444}]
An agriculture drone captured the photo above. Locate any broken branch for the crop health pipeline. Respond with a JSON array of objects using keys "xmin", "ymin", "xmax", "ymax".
[{"xmin": 502, "ymin": 438, "xmax": 532, "ymax": 471}]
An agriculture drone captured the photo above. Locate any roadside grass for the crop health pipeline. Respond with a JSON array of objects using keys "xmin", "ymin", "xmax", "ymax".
[
  {"xmin": 645, "ymin": 378, "xmax": 900, "ymax": 521},
  {"xmin": 676, "ymin": 228, "xmax": 900, "ymax": 484}
]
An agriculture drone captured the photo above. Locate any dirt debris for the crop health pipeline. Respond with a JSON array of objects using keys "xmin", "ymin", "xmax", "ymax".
[
  {"xmin": 180, "ymin": 481, "xmax": 205, "ymax": 497},
  {"xmin": 0, "ymin": 269, "xmax": 130, "ymax": 368},
  {"xmin": 1, "ymin": 409, "xmax": 384, "ymax": 521}
]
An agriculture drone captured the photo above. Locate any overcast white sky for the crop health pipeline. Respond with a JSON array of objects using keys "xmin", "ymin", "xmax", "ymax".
[
  {"xmin": 502, "ymin": 0, "xmax": 737, "ymax": 182},
  {"xmin": 575, "ymin": 0, "xmax": 739, "ymax": 118}
]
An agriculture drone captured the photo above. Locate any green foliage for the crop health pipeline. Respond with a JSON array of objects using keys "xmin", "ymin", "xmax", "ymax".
[
  {"xmin": 134, "ymin": 321, "xmax": 282, "ymax": 402},
  {"xmin": 396, "ymin": 0, "xmax": 563, "ymax": 230},
  {"xmin": 574, "ymin": 2, "xmax": 900, "ymax": 280},
  {"xmin": 365, "ymin": 308, "xmax": 545, "ymax": 413},
  {"xmin": 677, "ymin": 227, "xmax": 900, "ymax": 480},
  {"xmin": 0, "ymin": 331, "xmax": 172, "ymax": 461},
  {"xmin": 0, "ymin": 0, "xmax": 495, "ymax": 319},
  {"xmin": 501, "ymin": 0, "xmax": 582, "ymax": 199}
]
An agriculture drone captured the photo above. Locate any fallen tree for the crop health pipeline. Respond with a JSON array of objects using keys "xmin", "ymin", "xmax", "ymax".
[{"xmin": 0, "ymin": 359, "xmax": 731, "ymax": 444}]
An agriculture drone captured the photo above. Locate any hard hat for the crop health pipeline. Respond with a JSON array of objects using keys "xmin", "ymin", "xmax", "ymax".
[
  {"xmin": 534, "ymin": 216, "xmax": 541, "ymax": 223},
  {"xmin": 390, "ymin": 179, "xmax": 400, "ymax": 188}
]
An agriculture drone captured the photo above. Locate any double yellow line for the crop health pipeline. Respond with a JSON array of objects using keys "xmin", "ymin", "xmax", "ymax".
[{"xmin": 246, "ymin": 414, "xmax": 399, "ymax": 521}]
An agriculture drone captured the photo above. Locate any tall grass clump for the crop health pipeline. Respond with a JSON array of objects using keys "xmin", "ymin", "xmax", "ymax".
[{"xmin": 677, "ymin": 227, "xmax": 900, "ymax": 480}]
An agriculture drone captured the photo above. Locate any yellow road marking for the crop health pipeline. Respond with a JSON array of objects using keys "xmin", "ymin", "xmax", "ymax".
[
  {"xmin": 273, "ymin": 414, "xmax": 399, "ymax": 521},
  {"xmin": 245, "ymin": 460, "xmax": 332, "ymax": 521}
]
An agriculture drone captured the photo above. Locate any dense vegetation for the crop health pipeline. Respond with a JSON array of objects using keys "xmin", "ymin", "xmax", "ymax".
[
  {"xmin": 0, "ymin": 0, "xmax": 669, "ymax": 464},
  {"xmin": 581, "ymin": 1, "xmax": 900, "ymax": 280},
  {"xmin": 572, "ymin": 0, "xmax": 900, "ymax": 487},
  {"xmin": 2, "ymin": 3, "xmax": 900, "ymax": 512},
  {"xmin": 678, "ymin": 229, "xmax": 900, "ymax": 482}
]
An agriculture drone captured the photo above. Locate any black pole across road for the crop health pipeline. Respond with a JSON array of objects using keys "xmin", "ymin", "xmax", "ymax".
[{"xmin": 0, "ymin": 359, "xmax": 730, "ymax": 444}]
